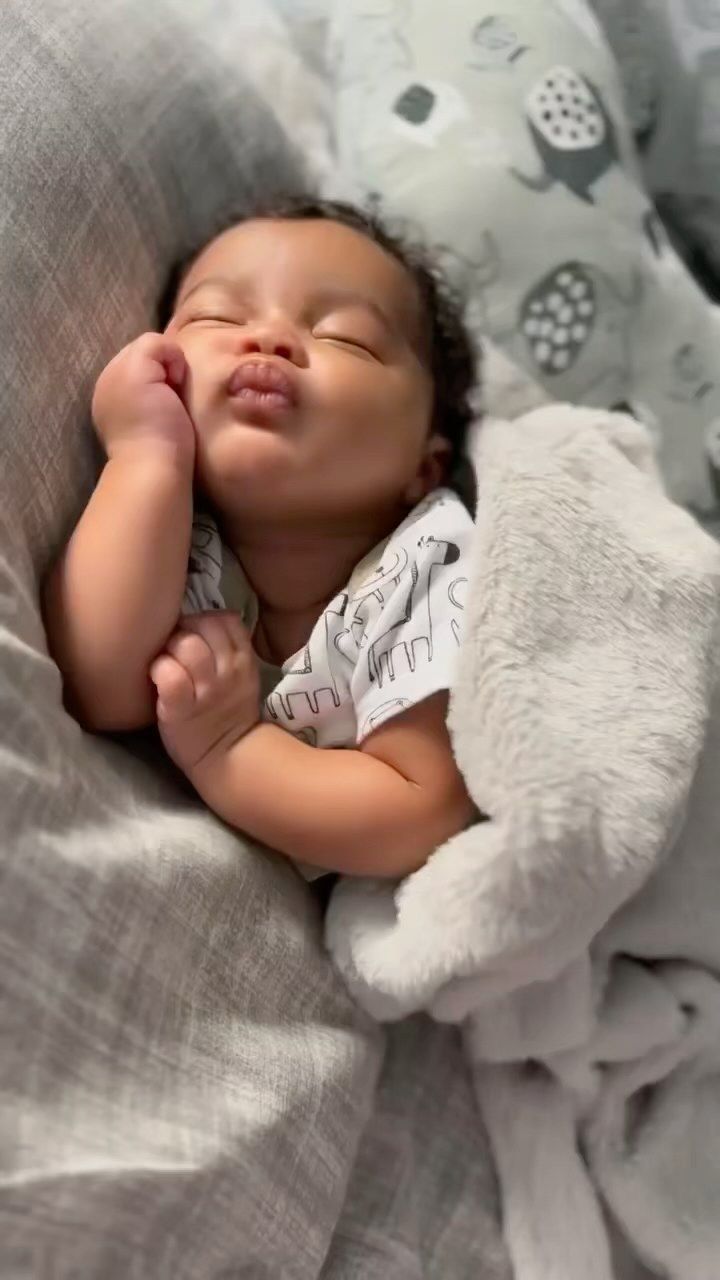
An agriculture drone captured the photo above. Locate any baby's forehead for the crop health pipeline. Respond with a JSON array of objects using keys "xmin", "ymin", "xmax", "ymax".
[{"xmin": 180, "ymin": 216, "xmax": 427, "ymax": 336}]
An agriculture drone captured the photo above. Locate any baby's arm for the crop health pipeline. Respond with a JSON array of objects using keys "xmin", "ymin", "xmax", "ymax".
[
  {"xmin": 43, "ymin": 334, "xmax": 195, "ymax": 731},
  {"xmin": 151, "ymin": 613, "xmax": 474, "ymax": 878},
  {"xmin": 195, "ymin": 698, "xmax": 472, "ymax": 877}
]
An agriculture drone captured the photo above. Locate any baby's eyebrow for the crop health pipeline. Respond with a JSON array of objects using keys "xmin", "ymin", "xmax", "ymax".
[
  {"xmin": 176, "ymin": 276, "xmax": 245, "ymax": 306},
  {"xmin": 309, "ymin": 287, "xmax": 395, "ymax": 332}
]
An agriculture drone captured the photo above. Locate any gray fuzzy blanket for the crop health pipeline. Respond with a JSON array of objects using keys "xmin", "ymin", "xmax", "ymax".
[{"xmin": 327, "ymin": 406, "xmax": 720, "ymax": 1280}]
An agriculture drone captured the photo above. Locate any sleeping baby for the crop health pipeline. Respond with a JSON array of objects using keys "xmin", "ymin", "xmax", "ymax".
[{"xmin": 43, "ymin": 197, "xmax": 477, "ymax": 878}]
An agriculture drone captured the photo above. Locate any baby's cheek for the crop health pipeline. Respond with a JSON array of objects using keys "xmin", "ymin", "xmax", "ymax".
[
  {"xmin": 345, "ymin": 370, "xmax": 426, "ymax": 457},
  {"xmin": 382, "ymin": 370, "xmax": 434, "ymax": 444},
  {"xmin": 180, "ymin": 357, "xmax": 221, "ymax": 428},
  {"xmin": 172, "ymin": 332, "xmax": 226, "ymax": 406}
]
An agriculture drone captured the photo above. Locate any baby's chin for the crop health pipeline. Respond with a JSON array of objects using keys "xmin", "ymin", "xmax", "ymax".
[
  {"xmin": 203, "ymin": 416, "xmax": 296, "ymax": 465},
  {"xmin": 197, "ymin": 422, "xmax": 300, "ymax": 505}
]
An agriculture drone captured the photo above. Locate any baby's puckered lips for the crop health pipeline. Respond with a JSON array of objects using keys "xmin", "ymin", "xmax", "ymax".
[{"xmin": 227, "ymin": 358, "xmax": 299, "ymax": 417}]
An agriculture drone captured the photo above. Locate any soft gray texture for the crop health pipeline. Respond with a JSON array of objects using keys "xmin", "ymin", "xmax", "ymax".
[
  {"xmin": 0, "ymin": 1, "xmax": 508, "ymax": 1276},
  {"xmin": 590, "ymin": 0, "xmax": 720, "ymax": 294},
  {"xmin": 321, "ymin": 1018, "xmax": 511, "ymax": 1280},
  {"xmin": 327, "ymin": 407, "xmax": 720, "ymax": 1279},
  {"xmin": 326, "ymin": 0, "xmax": 720, "ymax": 522}
]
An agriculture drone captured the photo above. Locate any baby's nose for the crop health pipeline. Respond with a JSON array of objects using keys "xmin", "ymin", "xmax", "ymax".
[{"xmin": 238, "ymin": 321, "xmax": 305, "ymax": 366}]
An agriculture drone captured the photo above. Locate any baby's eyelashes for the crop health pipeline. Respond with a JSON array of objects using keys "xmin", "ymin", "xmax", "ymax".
[
  {"xmin": 312, "ymin": 313, "xmax": 388, "ymax": 360},
  {"xmin": 184, "ymin": 315, "xmax": 247, "ymax": 327},
  {"xmin": 315, "ymin": 334, "xmax": 380, "ymax": 361}
]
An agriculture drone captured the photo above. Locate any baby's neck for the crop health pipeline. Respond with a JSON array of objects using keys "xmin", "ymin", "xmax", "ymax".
[{"xmin": 222, "ymin": 509, "xmax": 403, "ymax": 666}]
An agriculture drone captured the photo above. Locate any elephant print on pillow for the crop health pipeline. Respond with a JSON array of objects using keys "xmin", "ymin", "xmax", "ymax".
[{"xmin": 512, "ymin": 66, "xmax": 620, "ymax": 203}]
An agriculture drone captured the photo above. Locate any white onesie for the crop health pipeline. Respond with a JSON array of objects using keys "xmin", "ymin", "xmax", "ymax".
[{"xmin": 183, "ymin": 487, "xmax": 473, "ymax": 748}]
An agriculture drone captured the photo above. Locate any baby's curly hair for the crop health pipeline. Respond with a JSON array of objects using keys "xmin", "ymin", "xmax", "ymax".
[{"xmin": 157, "ymin": 195, "xmax": 478, "ymax": 502}]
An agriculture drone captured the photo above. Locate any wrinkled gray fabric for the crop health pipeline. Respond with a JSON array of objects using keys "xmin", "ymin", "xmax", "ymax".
[
  {"xmin": 322, "ymin": 1017, "xmax": 511, "ymax": 1280},
  {"xmin": 0, "ymin": 1, "xmax": 508, "ymax": 1276}
]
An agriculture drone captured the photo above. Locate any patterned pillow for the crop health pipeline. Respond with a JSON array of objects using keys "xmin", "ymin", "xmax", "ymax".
[
  {"xmin": 591, "ymin": 0, "xmax": 720, "ymax": 289},
  {"xmin": 239, "ymin": 0, "xmax": 333, "ymax": 184},
  {"xmin": 328, "ymin": 0, "xmax": 720, "ymax": 521},
  {"xmin": 270, "ymin": 0, "xmax": 332, "ymax": 76}
]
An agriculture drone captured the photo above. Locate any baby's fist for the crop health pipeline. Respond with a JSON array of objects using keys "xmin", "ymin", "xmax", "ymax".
[
  {"xmin": 92, "ymin": 332, "xmax": 194, "ymax": 465},
  {"xmin": 150, "ymin": 612, "xmax": 260, "ymax": 774}
]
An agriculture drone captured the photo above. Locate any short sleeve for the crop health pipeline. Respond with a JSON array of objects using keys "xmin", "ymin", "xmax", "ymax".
[
  {"xmin": 183, "ymin": 514, "xmax": 225, "ymax": 615},
  {"xmin": 350, "ymin": 491, "xmax": 474, "ymax": 742}
]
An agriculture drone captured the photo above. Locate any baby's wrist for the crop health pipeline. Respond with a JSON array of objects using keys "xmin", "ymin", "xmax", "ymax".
[
  {"xmin": 188, "ymin": 713, "xmax": 260, "ymax": 772},
  {"xmin": 104, "ymin": 436, "xmax": 195, "ymax": 481}
]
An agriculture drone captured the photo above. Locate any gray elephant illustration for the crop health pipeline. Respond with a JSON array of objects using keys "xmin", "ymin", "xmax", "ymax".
[
  {"xmin": 669, "ymin": 343, "xmax": 715, "ymax": 404},
  {"xmin": 496, "ymin": 259, "xmax": 641, "ymax": 405},
  {"xmin": 366, "ymin": 536, "xmax": 461, "ymax": 689},
  {"xmin": 264, "ymin": 597, "xmax": 352, "ymax": 726},
  {"xmin": 467, "ymin": 15, "xmax": 531, "ymax": 72},
  {"xmin": 518, "ymin": 261, "xmax": 599, "ymax": 376},
  {"xmin": 512, "ymin": 258, "xmax": 635, "ymax": 394},
  {"xmin": 511, "ymin": 66, "xmax": 620, "ymax": 203},
  {"xmin": 345, "ymin": 545, "xmax": 411, "ymax": 653}
]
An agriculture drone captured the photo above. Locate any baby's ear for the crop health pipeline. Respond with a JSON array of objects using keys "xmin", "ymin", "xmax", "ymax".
[{"xmin": 404, "ymin": 435, "xmax": 451, "ymax": 503}]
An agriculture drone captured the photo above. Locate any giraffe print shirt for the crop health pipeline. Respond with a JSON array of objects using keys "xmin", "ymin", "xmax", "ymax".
[{"xmin": 183, "ymin": 487, "xmax": 473, "ymax": 748}]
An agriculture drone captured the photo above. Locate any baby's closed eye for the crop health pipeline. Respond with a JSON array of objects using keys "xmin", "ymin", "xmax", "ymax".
[
  {"xmin": 315, "ymin": 332, "xmax": 380, "ymax": 359},
  {"xmin": 184, "ymin": 313, "xmax": 247, "ymax": 327},
  {"xmin": 313, "ymin": 312, "xmax": 387, "ymax": 359}
]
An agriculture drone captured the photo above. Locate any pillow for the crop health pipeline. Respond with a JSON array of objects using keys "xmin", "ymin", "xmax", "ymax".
[
  {"xmin": 5, "ymin": 1, "xmax": 314, "ymax": 567},
  {"xmin": 328, "ymin": 0, "xmax": 720, "ymax": 522},
  {"xmin": 0, "ymin": 1, "xmax": 379, "ymax": 1275},
  {"xmin": 233, "ymin": 1, "xmax": 334, "ymax": 186},
  {"xmin": 270, "ymin": 0, "xmax": 333, "ymax": 77},
  {"xmin": 590, "ymin": 0, "xmax": 720, "ymax": 289}
]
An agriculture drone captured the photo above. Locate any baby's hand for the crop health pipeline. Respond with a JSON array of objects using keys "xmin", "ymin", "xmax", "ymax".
[
  {"xmin": 92, "ymin": 332, "xmax": 195, "ymax": 466},
  {"xmin": 150, "ymin": 612, "xmax": 260, "ymax": 774}
]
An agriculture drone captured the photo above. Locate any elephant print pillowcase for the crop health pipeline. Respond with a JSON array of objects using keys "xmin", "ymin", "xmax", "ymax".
[{"xmin": 329, "ymin": 0, "xmax": 720, "ymax": 524}]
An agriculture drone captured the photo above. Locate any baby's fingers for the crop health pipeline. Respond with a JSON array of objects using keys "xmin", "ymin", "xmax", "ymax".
[
  {"xmin": 165, "ymin": 628, "xmax": 216, "ymax": 689},
  {"xmin": 180, "ymin": 611, "xmax": 252, "ymax": 676},
  {"xmin": 150, "ymin": 653, "xmax": 196, "ymax": 721},
  {"xmin": 130, "ymin": 333, "xmax": 188, "ymax": 394},
  {"xmin": 162, "ymin": 346, "xmax": 188, "ymax": 395}
]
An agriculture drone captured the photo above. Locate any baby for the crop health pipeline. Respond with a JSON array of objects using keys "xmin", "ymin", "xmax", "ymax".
[{"xmin": 43, "ymin": 197, "xmax": 477, "ymax": 878}]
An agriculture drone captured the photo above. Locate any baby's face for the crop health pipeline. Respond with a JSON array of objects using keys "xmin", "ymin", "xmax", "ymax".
[{"xmin": 165, "ymin": 217, "xmax": 440, "ymax": 527}]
